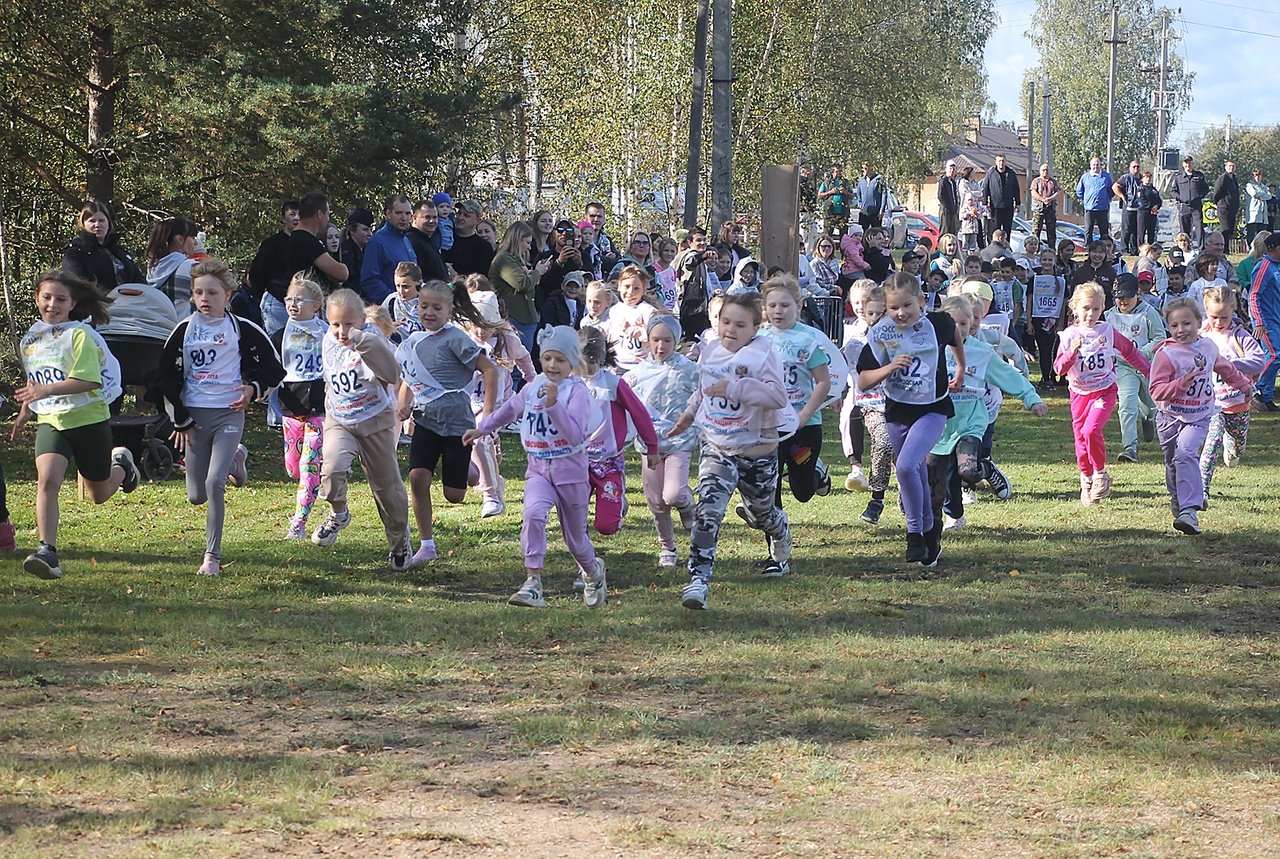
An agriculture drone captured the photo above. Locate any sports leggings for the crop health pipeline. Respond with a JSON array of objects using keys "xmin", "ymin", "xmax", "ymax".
[
  {"xmin": 886, "ymin": 411, "xmax": 948, "ymax": 534},
  {"xmin": 185, "ymin": 407, "xmax": 245, "ymax": 561},
  {"xmin": 283, "ymin": 416, "xmax": 324, "ymax": 524}
]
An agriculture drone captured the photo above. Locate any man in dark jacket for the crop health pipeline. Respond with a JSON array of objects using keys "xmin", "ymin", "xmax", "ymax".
[
  {"xmin": 407, "ymin": 200, "xmax": 449, "ymax": 281},
  {"xmin": 248, "ymin": 199, "xmax": 300, "ymax": 334},
  {"xmin": 936, "ymin": 160, "xmax": 960, "ymax": 237},
  {"xmin": 982, "ymin": 154, "xmax": 1021, "ymax": 238},
  {"xmin": 1173, "ymin": 156, "xmax": 1210, "ymax": 249},
  {"xmin": 1212, "ymin": 160, "xmax": 1241, "ymax": 253},
  {"xmin": 441, "ymin": 200, "xmax": 495, "ymax": 277},
  {"xmin": 1113, "ymin": 159, "xmax": 1143, "ymax": 255},
  {"xmin": 340, "ymin": 208, "xmax": 374, "ymax": 294}
]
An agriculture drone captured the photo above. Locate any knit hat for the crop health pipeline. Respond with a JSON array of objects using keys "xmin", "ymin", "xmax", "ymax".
[
  {"xmin": 432, "ymin": 192, "xmax": 452, "ymax": 207},
  {"xmin": 647, "ymin": 314, "xmax": 682, "ymax": 343},
  {"xmin": 471, "ymin": 291, "xmax": 502, "ymax": 325},
  {"xmin": 537, "ymin": 325, "xmax": 581, "ymax": 365}
]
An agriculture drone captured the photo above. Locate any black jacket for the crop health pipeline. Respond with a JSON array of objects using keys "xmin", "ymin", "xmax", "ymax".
[
  {"xmin": 407, "ymin": 227, "xmax": 449, "ymax": 282},
  {"xmin": 340, "ymin": 237, "xmax": 365, "ymax": 293},
  {"xmin": 61, "ymin": 230, "xmax": 144, "ymax": 291},
  {"xmin": 982, "ymin": 167, "xmax": 1021, "ymax": 210},
  {"xmin": 1173, "ymin": 170, "xmax": 1210, "ymax": 208},
  {"xmin": 148, "ymin": 313, "xmax": 285, "ymax": 430},
  {"xmin": 1213, "ymin": 172, "xmax": 1240, "ymax": 215},
  {"xmin": 937, "ymin": 175, "xmax": 959, "ymax": 216},
  {"xmin": 248, "ymin": 231, "xmax": 293, "ymax": 300},
  {"xmin": 270, "ymin": 326, "xmax": 326, "ymax": 418},
  {"xmin": 539, "ymin": 290, "xmax": 585, "ymax": 329}
]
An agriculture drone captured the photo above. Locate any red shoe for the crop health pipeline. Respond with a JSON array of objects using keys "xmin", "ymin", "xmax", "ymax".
[{"xmin": 0, "ymin": 519, "xmax": 16, "ymax": 552}]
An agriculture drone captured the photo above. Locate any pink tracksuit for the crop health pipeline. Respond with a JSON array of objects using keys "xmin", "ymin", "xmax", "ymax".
[
  {"xmin": 1054, "ymin": 321, "xmax": 1150, "ymax": 475},
  {"xmin": 584, "ymin": 370, "xmax": 659, "ymax": 535},
  {"xmin": 475, "ymin": 375, "xmax": 596, "ymax": 571}
]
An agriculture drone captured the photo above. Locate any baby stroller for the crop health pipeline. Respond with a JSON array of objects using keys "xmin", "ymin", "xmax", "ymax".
[{"xmin": 98, "ymin": 283, "xmax": 180, "ymax": 481}]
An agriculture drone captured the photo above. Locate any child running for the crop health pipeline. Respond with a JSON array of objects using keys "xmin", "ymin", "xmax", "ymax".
[
  {"xmin": 464, "ymin": 285, "xmax": 535, "ymax": 518},
  {"xmin": 579, "ymin": 327, "xmax": 659, "ymax": 540},
  {"xmin": 1053, "ymin": 282, "xmax": 1150, "ymax": 505},
  {"xmin": 841, "ymin": 280, "xmax": 874, "ymax": 492},
  {"xmin": 382, "ymin": 262, "xmax": 424, "ymax": 340},
  {"xmin": 272, "ymin": 274, "xmax": 329, "ymax": 538},
  {"xmin": 1104, "ymin": 274, "xmax": 1165, "ymax": 463},
  {"xmin": 932, "ymin": 296, "xmax": 1047, "ymax": 543},
  {"xmin": 13, "ymin": 271, "xmax": 138, "ymax": 579},
  {"xmin": 604, "ymin": 265, "xmax": 662, "ymax": 372},
  {"xmin": 396, "ymin": 280, "xmax": 501, "ymax": 563},
  {"xmin": 1198, "ymin": 286, "xmax": 1267, "ymax": 501},
  {"xmin": 841, "ymin": 284, "xmax": 894, "ymax": 525},
  {"xmin": 1027, "ymin": 248, "xmax": 1069, "ymax": 390},
  {"xmin": 313, "ymin": 288, "xmax": 412, "ymax": 569},
  {"xmin": 856, "ymin": 273, "xmax": 965, "ymax": 562},
  {"xmin": 463, "ymin": 326, "xmax": 608, "ymax": 608},
  {"xmin": 152, "ymin": 259, "xmax": 284, "ymax": 576},
  {"xmin": 757, "ymin": 276, "xmax": 835, "ymax": 539},
  {"xmin": 668, "ymin": 292, "xmax": 793, "ymax": 609},
  {"xmin": 1150, "ymin": 297, "xmax": 1253, "ymax": 534},
  {"xmin": 624, "ymin": 315, "xmax": 699, "ymax": 567}
]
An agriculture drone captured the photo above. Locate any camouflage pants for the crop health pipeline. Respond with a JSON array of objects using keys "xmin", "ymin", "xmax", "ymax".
[{"xmin": 688, "ymin": 443, "xmax": 790, "ymax": 582}]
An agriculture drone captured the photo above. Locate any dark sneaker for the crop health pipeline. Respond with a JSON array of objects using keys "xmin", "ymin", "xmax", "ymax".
[
  {"xmin": 111, "ymin": 446, "xmax": 140, "ymax": 493},
  {"xmin": 983, "ymin": 459, "xmax": 1012, "ymax": 500},
  {"xmin": 1173, "ymin": 509, "xmax": 1201, "ymax": 535},
  {"xmin": 389, "ymin": 546, "xmax": 411, "ymax": 572},
  {"xmin": 760, "ymin": 559, "xmax": 790, "ymax": 578},
  {"xmin": 905, "ymin": 532, "xmax": 927, "ymax": 563},
  {"xmin": 814, "ymin": 459, "xmax": 831, "ymax": 496},
  {"xmin": 860, "ymin": 499, "xmax": 884, "ymax": 525},
  {"xmin": 920, "ymin": 528, "xmax": 942, "ymax": 569},
  {"xmin": 1117, "ymin": 449, "xmax": 1138, "ymax": 463},
  {"xmin": 24, "ymin": 545, "xmax": 62, "ymax": 580},
  {"xmin": 1141, "ymin": 417, "xmax": 1156, "ymax": 443}
]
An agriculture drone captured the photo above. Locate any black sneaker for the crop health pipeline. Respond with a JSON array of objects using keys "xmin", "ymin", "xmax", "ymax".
[
  {"xmin": 24, "ymin": 544, "xmax": 62, "ymax": 580},
  {"xmin": 1267, "ymin": 401, "xmax": 1280, "ymax": 413},
  {"xmin": 919, "ymin": 528, "xmax": 942, "ymax": 569},
  {"xmin": 111, "ymin": 447, "xmax": 140, "ymax": 493},
  {"xmin": 983, "ymin": 459, "xmax": 1012, "ymax": 500},
  {"xmin": 814, "ymin": 459, "xmax": 831, "ymax": 497},
  {"xmin": 760, "ymin": 558, "xmax": 790, "ymax": 578},
  {"xmin": 860, "ymin": 499, "xmax": 884, "ymax": 525},
  {"xmin": 389, "ymin": 546, "xmax": 411, "ymax": 572},
  {"xmin": 1141, "ymin": 417, "xmax": 1156, "ymax": 443},
  {"xmin": 905, "ymin": 532, "xmax": 927, "ymax": 562},
  {"xmin": 1117, "ymin": 449, "xmax": 1138, "ymax": 463}
]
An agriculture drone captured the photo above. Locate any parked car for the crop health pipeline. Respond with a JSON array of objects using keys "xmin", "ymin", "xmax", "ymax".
[{"xmin": 903, "ymin": 211, "xmax": 940, "ymax": 249}]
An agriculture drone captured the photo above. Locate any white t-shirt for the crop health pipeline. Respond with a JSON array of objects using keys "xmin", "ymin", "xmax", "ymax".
[{"xmin": 182, "ymin": 314, "xmax": 242, "ymax": 408}]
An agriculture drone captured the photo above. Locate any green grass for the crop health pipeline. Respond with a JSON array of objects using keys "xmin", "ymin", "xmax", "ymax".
[{"xmin": 2, "ymin": 395, "xmax": 1279, "ymax": 857}]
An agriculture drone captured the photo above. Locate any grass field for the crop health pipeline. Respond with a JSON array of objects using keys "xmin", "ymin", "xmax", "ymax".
[{"xmin": 1, "ymin": 393, "xmax": 1279, "ymax": 858}]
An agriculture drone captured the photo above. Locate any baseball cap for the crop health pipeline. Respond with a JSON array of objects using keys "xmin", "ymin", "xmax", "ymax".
[
  {"xmin": 1265, "ymin": 233, "xmax": 1280, "ymax": 250},
  {"xmin": 1137, "ymin": 270, "xmax": 1155, "ymax": 284},
  {"xmin": 561, "ymin": 270, "xmax": 586, "ymax": 288},
  {"xmin": 456, "ymin": 200, "xmax": 482, "ymax": 216},
  {"xmin": 1114, "ymin": 273, "xmax": 1139, "ymax": 298},
  {"xmin": 959, "ymin": 280, "xmax": 995, "ymax": 302}
]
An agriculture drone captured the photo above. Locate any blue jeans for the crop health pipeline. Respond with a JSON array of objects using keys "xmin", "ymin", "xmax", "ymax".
[
  {"xmin": 1257, "ymin": 322, "xmax": 1279, "ymax": 402},
  {"xmin": 511, "ymin": 318, "xmax": 538, "ymax": 387}
]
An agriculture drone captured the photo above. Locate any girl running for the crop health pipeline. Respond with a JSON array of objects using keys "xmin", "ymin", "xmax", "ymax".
[
  {"xmin": 604, "ymin": 264, "xmax": 663, "ymax": 372},
  {"xmin": 1199, "ymin": 286, "xmax": 1267, "ymax": 498},
  {"xmin": 841, "ymin": 284, "xmax": 894, "ymax": 525},
  {"xmin": 13, "ymin": 271, "xmax": 137, "ymax": 579},
  {"xmin": 272, "ymin": 274, "xmax": 328, "ymax": 538},
  {"xmin": 151, "ymin": 259, "xmax": 284, "ymax": 575}
]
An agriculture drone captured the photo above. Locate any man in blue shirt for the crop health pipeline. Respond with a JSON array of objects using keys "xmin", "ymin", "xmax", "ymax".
[
  {"xmin": 359, "ymin": 194, "xmax": 415, "ymax": 304},
  {"xmin": 1076, "ymin": 157, "xmax": 1114, "ymax": 243}
]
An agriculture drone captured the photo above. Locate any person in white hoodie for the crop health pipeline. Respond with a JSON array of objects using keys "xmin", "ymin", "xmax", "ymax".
[
  {"xmin": 726, "ymin": 257, "xmax": 761, "ymax": 295},
  {"xmin": 145, "ymin": 216, "xmax": 199, "ymax": 315}
]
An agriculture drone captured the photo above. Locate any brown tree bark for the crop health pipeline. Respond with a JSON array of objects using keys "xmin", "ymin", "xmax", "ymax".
[{"xmin": 86, "ymin": 22, "xmax": 117, "ymax": 204}]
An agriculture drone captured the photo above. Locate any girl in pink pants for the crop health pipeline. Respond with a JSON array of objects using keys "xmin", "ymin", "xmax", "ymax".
[
  {"xmin": 465, "ymin": 326, "xmax": 607, "ymax": 609},
  {"xmin": 1054, "ymin": 282, "xmax": 1150, "ymax": 505},
  {"xmin": 624, "ymin": 315, "xmax": 699, "ymax": 568}
]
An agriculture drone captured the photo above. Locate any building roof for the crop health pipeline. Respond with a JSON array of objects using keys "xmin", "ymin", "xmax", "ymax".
[{"xmin": 944, "ymin": 124, "xmax": 1030, "ymax": 174}]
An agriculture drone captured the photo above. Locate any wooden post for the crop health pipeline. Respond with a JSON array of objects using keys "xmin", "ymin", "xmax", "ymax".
[{"xmin": 760, "ymin": 165, "xmax": 800, "ymax": 276}]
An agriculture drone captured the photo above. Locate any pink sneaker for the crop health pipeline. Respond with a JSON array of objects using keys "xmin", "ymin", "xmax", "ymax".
[
  {"xmin": 0, "ymin": 519, "xmax": 16, "ymax": 552},
  {"xmin": 410, "ymin": 543, "xmax": 438, "ymax": 565},
  {"xmin": 196, "ymin": 554, "xmax": 221, "ymax": 576}
]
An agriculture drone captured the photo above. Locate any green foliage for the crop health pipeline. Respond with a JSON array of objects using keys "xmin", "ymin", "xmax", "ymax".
[
  {"xmin": 1022, "ymin": 0, "xmax": 1193, "ymax": 175},
  {"xmin": 1183, "ymin": 124, "xmax": 1280, "ymax": 184}
]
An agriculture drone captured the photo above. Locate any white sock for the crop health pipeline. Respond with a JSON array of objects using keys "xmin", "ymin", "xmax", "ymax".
[{"xmin": 419, "ymin": 539, "xmax": 435, "ymax": 550}]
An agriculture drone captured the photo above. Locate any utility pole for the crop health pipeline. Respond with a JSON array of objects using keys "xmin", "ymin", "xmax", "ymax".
[
  {"xmin": 1154, "ymin": 8, "xmax": 1171, "ymax": 162},
  {"xmin": 1104, "ymin": 4, "xmax": 1127, "ymax": 175},
  {"xmin": 683, "ymin": 0, "xmax": 709, "ymax": 230},
  {"xmin": 1225, "ymin": 113, "xmax": 1232, "ymax": 158},
  {"xmin": 1026, "ymin": 80, "xmax": 1036, "ymax": 219},
  {"xmin": 709, "ymin": 0, "xmax": 733, "ymax": 236},
  {"xmin": 1042, "ymin": 74, "xmax": 1052, "ymax": 175}
]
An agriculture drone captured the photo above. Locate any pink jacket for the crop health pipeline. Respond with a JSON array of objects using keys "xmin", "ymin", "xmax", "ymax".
[
  {"xmin": 1149, "ymin": 337, "xmax": 1252, "ymax": 421},
  {"xmin": 840, "ymin": 235, "xmax": 867, "ymax": 276},
  {"xmin": 478, "ymin": 378, "xmax": 593, "ymax": 483},
  {"xmin": 607, "ymin": 380, "xmax": 659, "ymax": 454}
]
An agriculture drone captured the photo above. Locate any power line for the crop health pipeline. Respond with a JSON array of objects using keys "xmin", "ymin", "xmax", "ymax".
[
  {"xmin": 1182, "ymin": 18, "xmax": 1280, "ymax": 39},
  {"xmin": 1190, "ymin": 0, "xmax": 1274, "ymax": 15}
]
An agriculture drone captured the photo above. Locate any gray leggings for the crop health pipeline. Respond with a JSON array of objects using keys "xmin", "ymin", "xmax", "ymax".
[{"xmin": 185, "ymin": 407, "xmax": 245, "ymax": 560}]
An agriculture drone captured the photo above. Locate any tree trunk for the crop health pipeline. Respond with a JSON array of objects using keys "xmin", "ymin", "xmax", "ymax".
[{"xmin": 86, "ymin": 23, "xmax": 116, "ymax": 204}]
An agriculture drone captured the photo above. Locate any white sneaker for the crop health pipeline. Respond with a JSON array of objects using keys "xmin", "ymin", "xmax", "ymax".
[
  {"xmin": 410, "ymin": 543, "xmax": 438, "ymax": 564},
  {"xmin": 961, "ymin": 487, "xmax": 977, "ymax": 506},
  {"xmin": 845, "ymin": 464, "xmax": 870, "ymax": 492},
  {"xmin": 681, "ymin": 578, "xmax": 709, "ymax": 610},
  {"xmin": 480, "ymin": 498, "xmax": 506, "ymax": 518},
  {"xmin": 311, "ymin": 509, "xmax": 351, "ymax": 546},
  {"xmin": 196, "ymin": 554, "xmax": 221, "ymax": 577},
  {"xmin": 582, "ymin": 558, "xmax": 607, "ymax": 609},
  {"xmin": 1224, "ymin": 438, "xmax": 1240, "ymax": 467},
  {"xmin": 735, "ymin": 502, "xmax": 758, "ymax": 528},
  {"xmin": 658, "ymin": 549, "xmax": 679, "ymax": 567},
  {"xmin": 228, "ymin": 444, "xmax": 249, "ymax": 488},
  {"xmin": 111, "ymin": 446, "xmax": 140, "ymax": 493},
  {"xmin": 285, "ymin": 518, "xmax": 307, "ymax": 539},
  {"xmin": 389, "ymin": 545, "xmax": 411, "ymax": 571},
  {"xmin": 942, "ymin": 515, "xmax": 967, "ymax": 532},
  {"xmin": 509, "ymin": 577, "xmax": 546, "ymax": 607}
]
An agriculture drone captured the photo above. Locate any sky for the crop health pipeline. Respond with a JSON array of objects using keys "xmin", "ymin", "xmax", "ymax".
[{"xmin": 983, "ymin": 0, "xmax": 1275, "ymax": 160}]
